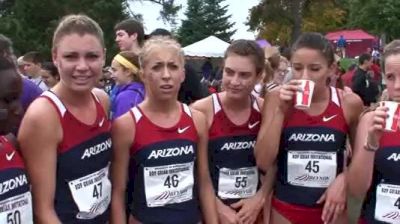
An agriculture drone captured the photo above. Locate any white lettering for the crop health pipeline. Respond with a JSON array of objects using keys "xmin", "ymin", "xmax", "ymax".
[
  {"xmin": 220, "ymin": 141, "xmax": 256, "ymax": 151},
  {"xmin": 288, "ymin": 133, "xmax": 335, "ymax": 142},
  {"xmin": 0, "ymin": 175, "xmax": 28, "ymax": 195},
  {"xmin": 81, "ymin": 138, "xmax": 112, "ymax": 159},
  {"xmin": 387, "ymin": 153, "xmax": 400, "ymax": 162},
  {"xmin": 148, "ymin": 145, "xmax": 194, "ymax": 159}
]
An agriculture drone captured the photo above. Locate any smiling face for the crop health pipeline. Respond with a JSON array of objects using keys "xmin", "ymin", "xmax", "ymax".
[
  {"xmin": 140, "ymin": 45, "xmax": 184, "ymax": 101},
  {"xmin": 52, "ymin": 33, "xmax": 105, "ymax": 92},
  {"xmin": 222, "ymin": 53, "xmax": 260, "ymax": 100}
]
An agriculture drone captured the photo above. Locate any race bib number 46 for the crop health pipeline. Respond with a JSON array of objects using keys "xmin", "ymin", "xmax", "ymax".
[
  {"xmin": 218, "ymin": 167, "xmax": 258, "ymax": 199},
  {"xmin": 144, "ymin": 162, "xmax": 194, "ymax": 207},
  {"xmin": 68, "ymin": 165, "xmax": 111, "ymax": 220},
  {"xmin": 0, "ymin": 192, "xmax": 33, "ymax": 224},
  {"xmin": 287, "ymin": 151, "xmax": 337, "ymax": 188},
  {"xmin": 375, "ymin": 183, "xmax": 400, "ymax": 223}
]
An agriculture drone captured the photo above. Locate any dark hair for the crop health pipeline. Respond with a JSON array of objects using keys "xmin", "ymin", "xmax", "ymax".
[
  {"xmin": 0, "ymin": 34, "xmax": 13, "ymax": 57},
  {"xmin": 224, "ymin": 39, "xmax": 265, "ymax": 75},
  {"xmin": 53, "ymin": 14, "xmax": 104, "ymax": 50},
  {"xmin": 382, "ymin": 40, "xmax": 400, "ymax": 72},
  {"xmin": 292, "ymin": 32, "xmax": 335, "ymax": 66},
  {"xmin": 358, "ymin": 53, "xmax": 371, "ymax": 65},
  {"xmin": 41, "ymin": 61, "xmax": 58, "ymax": 78},
  {"xmin": 149, "ymin": 28, "xmax": 172, "ymax": 38},
  {"xmin": 23, "ymin": 51, "xmax": 43, "ymax": 64},
  {"xmin": 114, "ymin": 18, "xmax": 145, "ymax": 46}
]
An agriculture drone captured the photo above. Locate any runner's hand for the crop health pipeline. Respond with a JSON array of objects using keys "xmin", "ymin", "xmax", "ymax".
[
  {"xmin": 367, "ymin": 105, "xmax": 388, "ymax": 148},
  {"xmin": 316, "ymin": 174, "xmax": 346, "ymax": 224},
  {"xmin": 230, "ymin": 191, "xmax": 265, "ymax": 224},
  {"xmin": 279, "ymin": 80, "xmax": 301, "ymax": 113},
  {"xmin": 217, "ymin": 200, "xmax": 240, "ymax": 224}
]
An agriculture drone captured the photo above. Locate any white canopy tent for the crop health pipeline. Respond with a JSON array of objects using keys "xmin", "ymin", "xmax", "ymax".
[{"xmin": 183, "ymin": 36, "xmax": 230, "ymax": 58}]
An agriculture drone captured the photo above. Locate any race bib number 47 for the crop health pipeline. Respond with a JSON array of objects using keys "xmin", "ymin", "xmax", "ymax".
[
  {"xmin": 375, "ymin": 183, "xmax": 400, "ymax": 223},
  {"xmin": 144, "ymin": 162, "xmax": 194, "ymax": 207},
  {"xmin": 287, "ymin": 151, "xmax": 337, "ymax": 188},
  {"xmin": 68, "ymin": 165, "xmax": 111, "ymax": 220}
]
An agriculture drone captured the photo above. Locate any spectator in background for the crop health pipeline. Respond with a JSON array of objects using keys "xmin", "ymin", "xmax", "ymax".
[
  {"xmin": 40, "ymin": 62, "xmax": 59, "ymax": 88},
  {"xmin": 23, "ymin": 51, "xmax": 48, "ymax": 91},
  {"xmin": 114, "ymin": 18, "xmax": 144, "ymax": 54},
  {"xmin": 17, "ymin": 56, "xmax": 27, "ymax": 76},
  {"xmin": 0, "ymin": 34, "xmax": 42, "ymax": 113},
  {"xmin": 337, "ymin": 35, "xmax": 347, "ymax": 58},
  {"xmin": 201, "ymin": 58, "xmax": 213, "ymax": 81},
  {"xmin": 352, "ymin": 53, "xmax": 379, "ymax": 106},
  {"xmin": 148, "ymin": 28, "xmax": 208, "ymax": 104}
]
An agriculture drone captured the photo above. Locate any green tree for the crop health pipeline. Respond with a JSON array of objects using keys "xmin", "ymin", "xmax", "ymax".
[
  {"xmin": 346, "ymin": 0, "xmax": 400, "ymax": 42},
  {"xmin": 0, "ymin": 0, "xmax": 181, "ymax": 61},
  {"xmin": 248, "ymin": 0, "xmax": 346, "ymax": 45},
  {"xmin": 178, "ymin": 0, "xmax": 235, "ymax": 46},
  {"xmin": 177, "ymin": 0, "xmax": 208, "ymax": 46},
  {"xmin": 202, "ymin": 0, "xmax": 235, "ymax": 42}
]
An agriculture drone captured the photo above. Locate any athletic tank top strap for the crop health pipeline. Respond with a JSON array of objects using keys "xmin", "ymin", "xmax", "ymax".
[
  {"xmin": 212, "ymin": 93, "xmax": 222, "ymax": 115},
  {"xmin": 330, "ymin": 86, "xmax": 341, "ymax": 107},
  {"xmin": 41, "ymin": 91, "xmax": 67, "ymax": 118},
  {"xmin": 251, "ymin": 95, "xmax": 260, "ymax": 112},
  {"xmin": 183, "ymin": 103, "xmax": 192, "ymax": 117},
  {"xmin": 130, "ymin": 106, "xmax": 143, "ymax": 124}
]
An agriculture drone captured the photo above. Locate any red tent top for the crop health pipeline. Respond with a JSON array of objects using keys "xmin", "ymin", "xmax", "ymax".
[{"xmin": 325, "ymin": 29, "xmax": 376, "ymax": 41}]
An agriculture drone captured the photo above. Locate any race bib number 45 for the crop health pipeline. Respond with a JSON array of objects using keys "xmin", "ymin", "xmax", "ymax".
[
  {"xmin": 375, "ymin": 183, "xmax": 400, "ymax": 223},
  {"xmin": 68, "ymin": 166, "xmax": 111, "ymax": 220},
  {"xmin": 287, "ymin": 151, "xmax": 337, "ymax": 188},
  {"xmin": 218, "ymin": 167, "xmax": 258, "ymax": 199},
  {"xmin": 144, "ymin": 162, "xmax": 194, "ymax": 207},
  {"xmin": 0, "ymin": 192, "xmax": 33, "ymax": 224}
]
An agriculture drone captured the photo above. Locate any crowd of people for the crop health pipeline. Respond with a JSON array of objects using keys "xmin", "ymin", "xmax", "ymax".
[{"xmin": 0, "ymin": 13, "xmax": 399, "ymax": 224}]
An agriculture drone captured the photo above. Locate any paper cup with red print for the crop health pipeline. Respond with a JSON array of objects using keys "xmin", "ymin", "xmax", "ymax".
[
  {"xmin": 295, "ymin": 80, "xmax": 315, "ymax": 110},
  {"xmin": 381, "ymin": 101, "xmax": 400, "ymax": 132}
]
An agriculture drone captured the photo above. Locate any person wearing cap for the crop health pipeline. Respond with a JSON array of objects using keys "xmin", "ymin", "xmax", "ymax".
[
  {"xmin": 114, "ymin": 18, "xmax": 145, "ymax": 54},
  {"xmin": 110, "ymin": 51, "xmax": 145, "ymax": 120}
]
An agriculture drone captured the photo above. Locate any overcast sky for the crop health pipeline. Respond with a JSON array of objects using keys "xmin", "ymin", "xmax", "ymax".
[{"xmin": 129, "ymin": 0, "xmax": 260, "ymax": 41}]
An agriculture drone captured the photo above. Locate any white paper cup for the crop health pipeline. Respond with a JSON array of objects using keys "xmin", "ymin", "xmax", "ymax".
[
  {"xmin": 381, "ymin": 101, "xmax": 400, "ymax": 132},
  {"xmin": 295, "ymin": 80, "xmax": 315, "ymax": 110}
]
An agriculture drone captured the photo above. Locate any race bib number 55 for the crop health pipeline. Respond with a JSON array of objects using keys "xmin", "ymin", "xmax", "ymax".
[
  {"xmin": 144, "ymin": 162, "xmax": 194, "ymax": 207},
  {"xmin": 287, "ymin": 151, "xmax": 337, "ymax": 188},
  {"xmin": 218, "ymin": 167, "xmax": 258, "ymax": 199}
]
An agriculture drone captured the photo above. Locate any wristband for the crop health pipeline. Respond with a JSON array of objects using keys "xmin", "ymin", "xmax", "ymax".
[{"xmin": 363, "ymin": 137, "xmax": 379, "ymax": 152}]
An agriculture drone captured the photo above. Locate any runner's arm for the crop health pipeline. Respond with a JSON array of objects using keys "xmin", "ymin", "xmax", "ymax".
[
  {"xmin": 192, "ymin": 109, "xmax": 218, "ymax": 224},
  {"xmin": 110, "ymin": 113, "xmax": 135, "ymax": 224},
  {"xmin": 18, "ymin": 98, "xmax": 62, "ymax": 224},
  {"xmin": 255, "ymin": 90, "xmax": 285, "ymax": 172},
  {"xmin": 348, "ymin": 112, "xmax": 376, "ymax": 198}
]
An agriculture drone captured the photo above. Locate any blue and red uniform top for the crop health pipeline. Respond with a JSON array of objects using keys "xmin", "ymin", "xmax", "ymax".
[
  {"xmin": 361, "ymin": 129, "xmax": 400, "ymax": 223},
  {"xmin": 208, "ymin": 93, "xmax": 261, "ymax": 205},
  {"xmin": 275, "ymin": 87, "xmax": 349, "ymax": 207},
  {"xmin": 129, "ymin": 104, "xmax": 200, "ymax": 224},
  {"xmin": 0, "ymin": 136, "xmax": 32, "ymax": 223},
  {"xmin": 41, "ymin": 91, "xmax": 112, "ymax": 224}
]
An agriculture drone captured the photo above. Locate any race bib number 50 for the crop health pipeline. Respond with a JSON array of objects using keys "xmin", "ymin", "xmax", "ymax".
[
  {"xmin": 0, "ymin": 192, "xmax": 33, "ymax": 224},
  {"xmin": 287, "ymin": 151, "xmax": 337, "ymax": 188},
  {"xmin": 68, "ymin": 165, "xmax": 111, "ymax": 220},
  {"xmin": 144, "ymin": 162, "xmax": 194, "ymax": 207},
  {"xmin": 375, "ymin": 183, "xmax": 400, "ymax": 223}
]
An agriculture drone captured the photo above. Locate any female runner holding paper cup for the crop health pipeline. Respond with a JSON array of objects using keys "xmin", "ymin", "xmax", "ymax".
[
  {"xmin": 255, "ymin": 32, "xmax": 363, "ymax": 224},
  {"xmin": 110, "ymin": 36, "xmax": 218, "ymax": 224},
  {"xmin": 348, "ymin": 40, "xmax": 400, "ymax": 224}
]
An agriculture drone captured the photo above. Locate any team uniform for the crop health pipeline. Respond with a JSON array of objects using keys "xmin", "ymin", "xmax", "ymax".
[
  {"xmin": 208, "ymin": 93, "xmax": 261, "ymax": 206},
  {"xmin": 129, "ymin": 104, "xmax": 200, "ymax": 224},
  {"xmin": 41, "ymin": 91, "xmax": 112, "ymax": 223},
  {"xmin": 273, "ymin": 87, "xmax": 348, "ymax": 224},
  {"xmin": 359, "ymin": 130, "xmax": 400, "ymax": 224},
  {"xmin": 0, "ymin": 136, "xmax": 32, "ymax": 224}
]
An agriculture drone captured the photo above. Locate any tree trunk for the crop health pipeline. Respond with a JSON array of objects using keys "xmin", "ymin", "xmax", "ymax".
[{"xmin": 290, "ymin": 0, "xmax": 304, "ymax": 45}]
